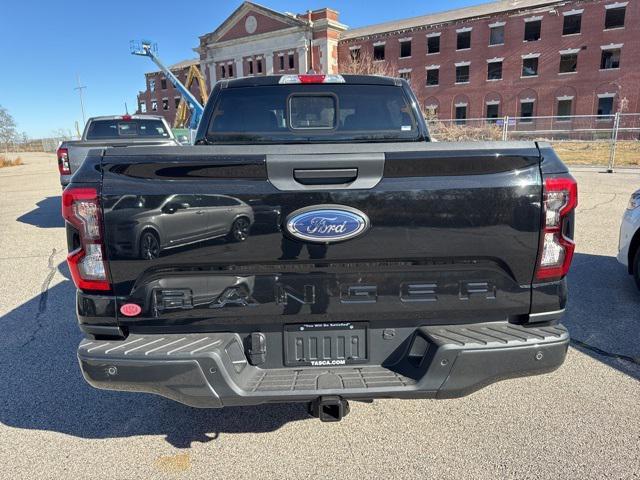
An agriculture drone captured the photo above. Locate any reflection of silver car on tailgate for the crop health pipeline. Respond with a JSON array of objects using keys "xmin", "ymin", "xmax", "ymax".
[
  {"xmin": 617, "ymin": 189, "xmax": 640, "ymax": 289},
  {"xmin": 106, "ymin": 194, "xmax": 254, "ymax": 259}
]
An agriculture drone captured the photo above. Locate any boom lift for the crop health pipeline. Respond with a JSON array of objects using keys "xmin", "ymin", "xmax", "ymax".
[
  {"xmin": 130, "ymin": 40, "xmax": 208, "ymax": 130},
  {"xmin": 174, "ymin": 64, "xmax": 209, "ymax": 129}
]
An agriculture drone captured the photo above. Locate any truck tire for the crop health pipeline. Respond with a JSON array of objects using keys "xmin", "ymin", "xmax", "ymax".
[
  {"xmin": 228, "ymin": 217, "xmax": 250, "ymax": 242},
  {"xmin": 140, "ymin": 231, "xmax": 160, "ymax": 260}
]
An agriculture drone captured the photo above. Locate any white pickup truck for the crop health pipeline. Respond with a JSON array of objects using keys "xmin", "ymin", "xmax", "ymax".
[{"xmin": 57, "ymin": 114, "xmax": 179, "ymax": 187}]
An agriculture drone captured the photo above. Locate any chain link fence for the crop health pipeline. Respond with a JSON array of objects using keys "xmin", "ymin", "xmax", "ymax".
[
  {"xmin": 2, "ymin": 116, "xmax": 639, "ymax": 170},
  {"xmin": 427, "ymin": 113, "xmax": 640, "ymax": 171},
  {"xmin": 1, "ymin": 135, "xmax": 75, "ymax": 156}
]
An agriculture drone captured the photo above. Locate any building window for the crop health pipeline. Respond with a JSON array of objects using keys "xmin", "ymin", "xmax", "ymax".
[
  {"xmin": 151, "ymin": 100, "xmax": 157, "ymax": 111},
  {"xmin": 524, "ymin": 19, "xmax": 541, "ymax": 41},
  {"xmin": 601, "ymin": 48, "xmax": 621, "ymax": 69},
  {"xmin": 562, "ymin": 12, "xmax": 582, "ymax": 35},
  {"xmin": 257, "ymin": 58, "xmax": 263, "ymax": 74},
  {"xmin": 486, "ymin": 103, "xmax": 500, "ymax": 119},
  {"xmin": 248, "ymin": 60, "xmax": 254, "ymax": 75},
  {"xmin": 522, "ymin": 57, "xmax": 539, "ymax": 76},
  {"xmin": 288, "ymin": 53, "xmax": 295, "ymax": 69},
  {"xmin": 605, "ymin": 5, "xmax": 626, "ymax": 29},
  {"xmin": 350, "ymin": 47, "xmax": 361, "ymax": 61},
  {"xmin": 228, "ymin": 64, "xmax": 233, "ymax": 77},
  {"xmin": 220, "ymin": 65, "xmax": 226, "ymax": 78},
  {"xmin": 427, "ymin": 35, "xmax": 440, "ymax": 54},
  {"xmin": 487, "ymin": 61, "xmax": 503, "ymax": 80},
  {"xmin": 489, "ymin": 25, "xmax": 505, "ymax": 45},
  {"xmin": 457, "ymin": 30, "xmax": 471, "ymax": 50},
  {"xmin": 139, "ymin": 102, "xmax": 147, "ymax": 113},
  {"xmin": 455, "ymin": 104, "xmax": 468, "ymax": 125},
  {"xmin": 149, "ymin": 79, "xmax": 156, "ymax": 92},
  {"xmin": 520, "ymin": 100, "xmax": 534, "ymax": 121},
  {"xmin": 399, "ymin": 70, "xmax": 411, "ymax": 84},
  {"xmin": 279, "ymin": 55, "xmax": 285, "ymax": 71},
  {"xmin": 559, "ymin": 53, "xmax": 578, "ymax": 73},
  {"xmin": 161, "ymin": 78, "xmax": 167, "ymax": 90},
  {"xmin": 174, "ymin": 97, "xmax": 181, "ymax": 109},
  {"xmin": 556, "ymin": 98, "xmax": 573, "ymax": 120},
  {"xmin": 162, "ymin": 98, "xmax": 169, "ymax": 111},
  {"xmin": 400, "ymin": 39, "xmax": 412, "ymax": 58},
  {"xmin": 426, "ymin": 68, "xmax": 439, "ymax": 86},
  {"xmin": 455, "ymin": 64, "xmax": 470, "ymax": 83},
  {"xmin": 373, "ymin": 44, "xmax": 385, "ymax": 61},
  {"xmin": 597, "ymin": 96, "xmax": 615, "ymax": 117}
]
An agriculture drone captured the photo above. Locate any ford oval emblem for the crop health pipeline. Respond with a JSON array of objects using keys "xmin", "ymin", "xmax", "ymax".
[{"xmin": 286, "ymin": 205, "xmax": 370, "ymax": 243}]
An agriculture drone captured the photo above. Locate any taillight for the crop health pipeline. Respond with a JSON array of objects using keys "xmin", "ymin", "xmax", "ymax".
[
  {"xmin": 535, "ymin": 176, "xmax": 578, "ymax": 281},
  {"xmin": 57, "ymin": 147, "xmax": 70, "ymax": 175},
  {"xmin": 62, "ymin": 187, "xmax": 110, "ymax": 291},
  {"xmin": 279, "ymin": 74, "xmax": 345, "ymax": 84}
]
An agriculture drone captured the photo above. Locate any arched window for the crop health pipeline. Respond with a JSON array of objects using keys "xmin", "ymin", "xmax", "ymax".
[
  {"xmin": 424, "ymin": 97, "xmax": 440, "ymax": 118},
  {"xmin": 594, "ymin": 82, "xmax": 621, "ymax": 119},
  {"xmin": 517, "ymin": 89, "xmax": 538, "ymax": 123},
  {"xmin": 554, "ymin": 86, "xmax": 577, "ymax": 121},
  {"xmin": 453, "ymin": 95, "xmax": 470, "ymax": 124},
  {"xmin": 484, "ymin": 92, "xmax": 502, "ymax": 120}
]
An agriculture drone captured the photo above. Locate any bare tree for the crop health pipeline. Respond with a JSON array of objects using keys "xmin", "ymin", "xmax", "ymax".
[
  {"xmin": 51, "ymin": 128, "xmax": 75, "ymax": 141},
  {"xmin": 340, "ymin": 51, "xmax": 396, "ymax": 77},
  {"xmin": 0, "ymin": 105, "xmax": 17, "ymax": 153}
]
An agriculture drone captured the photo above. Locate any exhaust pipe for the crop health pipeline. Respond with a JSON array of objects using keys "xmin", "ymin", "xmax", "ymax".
[{"xmin": 308, "ymin": 396, "xmax": 350, "ymax": 422}]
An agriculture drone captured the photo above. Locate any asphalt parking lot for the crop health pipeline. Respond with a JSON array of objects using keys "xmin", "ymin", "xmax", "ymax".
[{"xmin": 0, "ymin": 153, "xmax": 638, "ymax": 479}]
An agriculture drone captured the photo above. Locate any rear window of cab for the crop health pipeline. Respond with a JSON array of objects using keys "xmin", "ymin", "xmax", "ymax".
[
  {"xmin": 206, "ymin": 84, "xmax": 420, "ymax": 144},
  {"xmin": 86, "ymin": 119, "xmax": 169, "ymax": 139}
]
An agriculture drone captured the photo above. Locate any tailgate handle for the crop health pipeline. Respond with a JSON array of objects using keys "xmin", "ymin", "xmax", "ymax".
[{"xmin": 293, "ymin": 168, "xmax": 358, "ymax": 185}]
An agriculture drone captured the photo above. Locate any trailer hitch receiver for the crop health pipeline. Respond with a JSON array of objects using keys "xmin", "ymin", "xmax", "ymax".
[{"xmin": 308, "ymin": 396, "xmax": 350, "ymax": 422}]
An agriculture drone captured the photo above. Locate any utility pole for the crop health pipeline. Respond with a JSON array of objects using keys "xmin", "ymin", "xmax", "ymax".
[{"xmin": 74, "ymin": 74, "xmax": 87, "ymax": 126}]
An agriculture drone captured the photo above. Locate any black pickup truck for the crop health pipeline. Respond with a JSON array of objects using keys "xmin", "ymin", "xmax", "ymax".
[{"xmin": 65, "ymin": 74, "xmax": 576, "ymax": 421}]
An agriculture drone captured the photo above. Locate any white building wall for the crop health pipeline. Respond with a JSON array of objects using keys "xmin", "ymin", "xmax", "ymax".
[{"xmin": 201, "ymin": 28, "xmax": 310, "ymax": 88}]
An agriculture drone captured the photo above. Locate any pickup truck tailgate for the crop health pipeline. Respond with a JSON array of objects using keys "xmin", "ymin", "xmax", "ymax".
[{"xmin": 100, "ymin": 142, "xmax": 542, "ymax": 330}]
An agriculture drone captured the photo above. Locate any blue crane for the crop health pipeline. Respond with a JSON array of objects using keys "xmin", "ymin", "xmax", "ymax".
[{"xmin": 130, "ymin": 40, "xmax": 204, "ymax": 130}]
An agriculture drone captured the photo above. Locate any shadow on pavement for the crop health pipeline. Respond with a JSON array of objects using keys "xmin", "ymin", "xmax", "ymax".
[
  {"xmin": 1, "ymin": 253, "xmax": 637, "ymax": 446},
  {"xmin": 16, "ymin": 196, "xmax": 64, "ymax": 228},
  {"xmin": 0, "ymin": 262, "xmax": 308, "ymax": 448},
  {"xmin": 564, "ymin": 252, "xmax": 640, "ymax": 380}
]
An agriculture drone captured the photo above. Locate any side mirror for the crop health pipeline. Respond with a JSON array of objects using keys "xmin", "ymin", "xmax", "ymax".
[
  {"xmin": 162, "ymin": 202, "xmax": 189, "ymax": 214},
  {"xmin": 162, "ymin": 203, "xmax": 177, "ymax": 214}
]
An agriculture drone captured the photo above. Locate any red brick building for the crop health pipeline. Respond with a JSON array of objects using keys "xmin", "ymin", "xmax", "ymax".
[
  {"xmin": 136, "ymin": 59, "xmax": 205, "ymax": 126},
  {"xmin": 196, "ymin": 3, "xmax": 346, "ymax": 85},
  {"xmin": 338, "ymin": 0, "xmax": 639, "ymax": 120},
  {"xmin": 138, "ymin": 0, "xmax": 639, "ymax": 124}
]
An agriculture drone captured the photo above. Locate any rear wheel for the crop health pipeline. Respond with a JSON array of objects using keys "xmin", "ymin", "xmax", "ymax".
[
  {"xmin": 140, "ymin": 231, "xmax": 160, "ymax": 260},
  {"xmin": 633, "ymin": 247, "xmax": 640, "ymax": 290},
  {"xmin": 228, "ymin": 217, "xmax": 250, "ymax": 242}
]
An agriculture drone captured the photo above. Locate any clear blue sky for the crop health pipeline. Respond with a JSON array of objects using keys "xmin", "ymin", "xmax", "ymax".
[{"xmin": 1, "ymin": 0, "xmax": 480, "ymax": 138}]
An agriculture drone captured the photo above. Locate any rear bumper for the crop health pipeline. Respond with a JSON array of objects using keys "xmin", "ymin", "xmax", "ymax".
[{"xmin": 77, "ymin": 322, "xmax": 569, "ymax": 408}]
